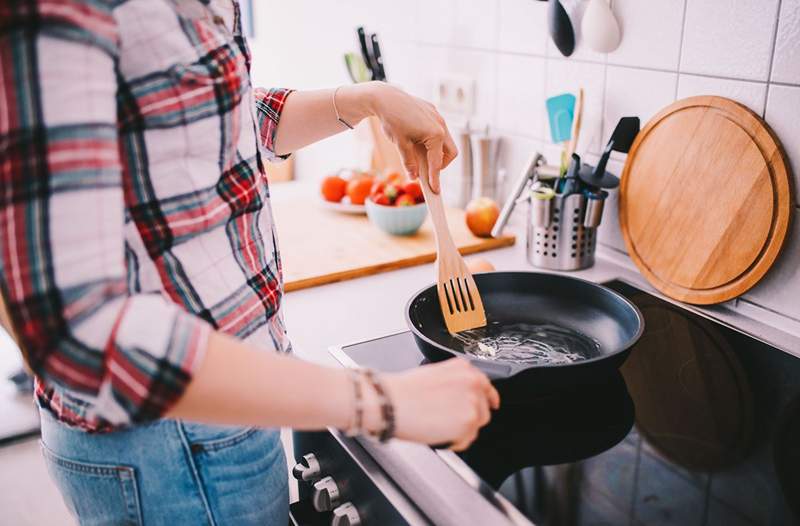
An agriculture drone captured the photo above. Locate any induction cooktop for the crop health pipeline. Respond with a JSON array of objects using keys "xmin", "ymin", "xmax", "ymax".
[{"xmin": 334, "ymin": 280, "xmax": 800, "ymax": 526}]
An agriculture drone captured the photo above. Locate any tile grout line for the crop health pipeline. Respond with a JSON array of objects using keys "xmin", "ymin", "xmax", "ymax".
[
  {"xmin": 674, "ymin": 0, "xmax": 690, "ymax": 100},
  {"xmin": 409, "ymin": 42, "xmax": 800, "ymax": 91},
  {"xmin": 763, "ymin": 0, "xmax": 784, "ymax": 117}
]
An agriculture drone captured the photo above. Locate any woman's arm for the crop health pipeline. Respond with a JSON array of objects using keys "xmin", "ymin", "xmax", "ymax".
[
  {"xmin": 271, "ymin": 82, "xmax": 458, "ymax": 193},
  {"xmin": 167, "ymin": 331, "xmax": 499, "ymax": 450}
]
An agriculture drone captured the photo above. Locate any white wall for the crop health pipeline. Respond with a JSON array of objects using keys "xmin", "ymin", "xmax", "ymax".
[{"xmin": 248, "ymin": 0, "xmax": 800, "ymax": 326}]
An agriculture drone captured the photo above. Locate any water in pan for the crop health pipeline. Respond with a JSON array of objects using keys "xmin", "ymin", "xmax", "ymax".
[{"xmin": 453, "ymin": 322, "xmax": 601, "ymax": 365}]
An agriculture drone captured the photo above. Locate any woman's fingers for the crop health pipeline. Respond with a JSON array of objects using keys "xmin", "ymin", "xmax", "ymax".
[
  {"xmin": 442, "ymin": 127, "xmax": 458, "ymax": 169},
  {"xmin": 397, "ymin": 140, "xmax": 419, "ymax": 180},
  {"xmin": 425, "ymin": 139, "xmax": 444, "ymax": 193}
]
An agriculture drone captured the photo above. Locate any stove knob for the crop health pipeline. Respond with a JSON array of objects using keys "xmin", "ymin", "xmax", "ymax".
[
  {"xmin": 292, "ymin": 453, "xmax": 322, "ymax": 483},
  {"xmin": 331, "ymin": 502, "xmax": 361, "ymax": 526},
  {"xmin": 312, "ymin": 476, "xmax": 341, "ymax": 512}
]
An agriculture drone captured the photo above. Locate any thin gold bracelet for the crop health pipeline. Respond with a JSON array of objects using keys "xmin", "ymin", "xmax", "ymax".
[{"xmin": 332, "ymin": 86, "xmax": 355, "ymax": 130}]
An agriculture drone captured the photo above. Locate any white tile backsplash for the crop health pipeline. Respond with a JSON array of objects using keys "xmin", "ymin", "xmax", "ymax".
[
  {"xmin": 771, "ymin": 0, "xmax": 800, "ymax": 84},
  {"xmin": 250, "ymin": 0, "xmax": 800, "ymax": 325},
  {"xmin": 607, "ymin": 0, "xmax": 685, "ymax": 70},
  {"xmin": 765, "ymin": 85, "xmax": 800, "ymax": 205},
  {"xmin": 497, "ymin": 0, "xmax": 548, "ymax": 55},
  {"xmin": 676, "ymin": 74, "xmax": 768, "ymax": 114},
  {"xmin": 453, "ymin": 0, "xmax": 499, "ymax": 50},
  {"xmin": 496, "ymin": 53, "xmax": 546, "ymax": 139},
  {"xmin": 603, "ymin": 66, "xmax": 678, "ymax": 146},
  {"xmin": 680, "ymin": 0, "xmax": 781, "ymax": 81}
]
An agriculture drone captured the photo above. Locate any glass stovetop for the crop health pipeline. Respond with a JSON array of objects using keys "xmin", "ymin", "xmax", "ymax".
[{"xmin": 337, "ymin": 281, "xmax": 800, "ymax": 526}]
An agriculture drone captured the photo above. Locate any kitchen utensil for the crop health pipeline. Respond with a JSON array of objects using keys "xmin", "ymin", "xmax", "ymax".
[
  {"xmin": 581, "ymin": 0, "xmax": 621, "ymax": 53},
  {"xmin": 344, "ymin": 52, "xmax": 371, "ymax": 84},
  {"xmin": 620, "ymin": 96, "xmax": 792, "ymax": 305},
  {"xmin": 356, "ymin": 27, "xmax": 377, "ymax": 80},
  {"xmin": 548, "ymin": 0, "xmax": 575, "ymax": 57},
  {"xmin": 417, "ymin": 148, "xmax": 487, "ymax": 334},
  {"xmin": 581, "ymin": 116, "xmax": 639, "ymax": 188},
  {"xmin": 471, "ymin": 129, "xmax": 502, "ymax": 201},
  {"xmin": 578, "ymin": 162, "xmax": 618, "ymax": 189},
  {"xmin": 492, "ymin": 152, "xmax": 545, "ymax": 237},
  {"xmin": 564, "ymin": 88, "xmax": 584, "ymax": 161},
  {"xmin": 545, "ymin": 93, "xmax": 575, "ymax": 144},
  {"xmin": 369, "ymin": 33, "xmax": 386, "ymax": 81},
  {"xmin": 582, "ymin": 189, "xmax": 607, "ymax": 228},
  {"xmin": 275, "ymin": 195, "xmax": 515, "ymax": 293},
  {"xmin": 559, "ymin": 153, "xmax": 583, "ymax": 196},
  {"xmin": 406, "ymin": 272, "xmax": 644, "ymax": 389},
  {"xmin": 457, "ymin": 125, "xmax": 474, "ymax": 209},
  {"xmin": 365, "ymin": 199, "xmax": 427, "ymax": 236},
  {"xmin": 531, "ymin": 184, "xmax": 555, "ymax": 228}
]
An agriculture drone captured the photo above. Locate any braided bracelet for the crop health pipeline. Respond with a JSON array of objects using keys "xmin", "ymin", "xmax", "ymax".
[{"xmin": 362, "ymin": 369, "xmax": 396, "ymax": 443}]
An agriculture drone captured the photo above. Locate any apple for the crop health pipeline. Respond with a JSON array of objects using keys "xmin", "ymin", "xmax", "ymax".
[{"xmin": 465, "ymin": 197, "xmax": 500, "ymax": 238}]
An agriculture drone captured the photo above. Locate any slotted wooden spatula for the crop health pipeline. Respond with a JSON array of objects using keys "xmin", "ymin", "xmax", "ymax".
[{"xmin": 416, "ymin": 148, "xmax": 487, "ymax": 334}]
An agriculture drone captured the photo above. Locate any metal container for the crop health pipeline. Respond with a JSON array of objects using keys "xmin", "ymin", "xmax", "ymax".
[
  {"xmin": 471, "ymin": 131, "xmax": 502, "ymax": 201},
  {"xmin": 583, "ymin": 190, "xmax": 607, "ymax": 228},
  {"xmin": 530, "ymin": 184, "xmax": 555, "ymax": 228},
  {"xmin": 527, "ymin": 191, "xmax": 597, "ymax": 271},
  {"xmin": 456, "ymin": 126, "xmax": 474, "ymax": 208}
]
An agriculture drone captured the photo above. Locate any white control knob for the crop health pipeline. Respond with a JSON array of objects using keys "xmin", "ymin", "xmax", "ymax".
[
  {"xmin": 292, "ymin": 453, "xmax": 322, "ymax": 483},
  {"xmin": 312, "ymin": 476, "xmax": 341, "ymax": 512},
  {"xmin": 331, "ymin": 502, "xmax": 361, "ymax": 526}
]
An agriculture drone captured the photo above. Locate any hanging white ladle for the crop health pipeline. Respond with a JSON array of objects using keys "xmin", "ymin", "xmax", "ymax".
[{"xmin": 581, "ymin": 0, "xmax": 621, "ymax": 53}]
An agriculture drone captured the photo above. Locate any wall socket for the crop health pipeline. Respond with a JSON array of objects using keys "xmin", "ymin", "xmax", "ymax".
[{"xmin": 435, "ymin": 75, "xmax": 476, "ymax": 116}]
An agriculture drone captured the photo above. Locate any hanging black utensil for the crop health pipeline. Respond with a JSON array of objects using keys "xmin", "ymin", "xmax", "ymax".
[
  {"xmin": 548, "ymin": 0, "xmax": 575, "ymax": 57},
  {"xmin": 560, "ymin": 153, "xmax": 583, "ymax": 196},
  {"xmin": 369, "ymin": 33, "xmax": 386, "ymax": 81},
  {"xmin": 579, "ymin": 116, "xmax": 640, "ymax": 189}
]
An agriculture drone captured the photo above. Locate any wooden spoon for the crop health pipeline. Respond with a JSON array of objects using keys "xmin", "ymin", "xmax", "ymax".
[{"xmin": 416, "ymin": 148, "xmax": 487, "ymax": 334}]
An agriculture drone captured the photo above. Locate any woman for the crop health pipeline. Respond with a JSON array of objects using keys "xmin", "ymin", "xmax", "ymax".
[{"xmin": 0, "ymin": 1, "xmax": 500, "ymax": 524}]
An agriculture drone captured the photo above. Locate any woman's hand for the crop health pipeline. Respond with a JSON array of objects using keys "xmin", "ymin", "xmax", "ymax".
[
  {"xmin": 380, "ymin": 359, "xmax": 500, "ymax": 451},
  {"xmin": 339, "ymin": 82, "xmax": 458, "ymax": 193}
]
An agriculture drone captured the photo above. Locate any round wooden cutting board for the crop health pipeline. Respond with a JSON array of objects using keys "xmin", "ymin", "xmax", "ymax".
[{"xmin": 619, "ymin": 96, "xmax": 793, "ymax": 305}]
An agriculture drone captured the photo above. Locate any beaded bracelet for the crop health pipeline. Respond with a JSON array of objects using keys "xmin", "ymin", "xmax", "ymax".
[
  {"xmin": 344, "ymin": 368, "xmax": 364, "ymax": 437},
  {"xmin": 362, "ymin": 369, "xmax": 396, "ymax": 443}
]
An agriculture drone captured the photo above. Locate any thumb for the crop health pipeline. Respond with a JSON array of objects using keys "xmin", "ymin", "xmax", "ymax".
[{"xmin": 397, "ymin": 141, "xmax": 419, "ymax": 181}]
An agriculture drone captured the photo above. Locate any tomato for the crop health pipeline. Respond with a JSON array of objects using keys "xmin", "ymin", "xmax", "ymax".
[
  {"xmin": 372, "ymin": 192, "xmax": 391, "ymax": 206},
  {"xmin": 396, "ymin": 194, "xmax": 417, "ymax": 207},
  {"xmin": 346, "ymin": 176, "xmax": 374, "ymax": 205},
  {"xmin": 321, "ymin": 175, "xmax": 347, "ymax": 202},
  {"xmin": 402, "ymin": 180, "xmax": 423, "ymax": 202}
]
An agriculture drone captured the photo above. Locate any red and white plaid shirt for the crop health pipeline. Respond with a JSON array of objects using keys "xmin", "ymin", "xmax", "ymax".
[{"xmin": 0, "ymin": 0, "xmax": 293, "ymax": 431}]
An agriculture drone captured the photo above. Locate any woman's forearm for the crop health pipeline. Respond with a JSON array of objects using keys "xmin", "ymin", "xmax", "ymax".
[
  {"xmin": 272, "ymin": 83, "xmax": 380, "ymax": 155},
  {"xmin": 166, "ymin": 331, "xmax": 362, "ymax": 430}
]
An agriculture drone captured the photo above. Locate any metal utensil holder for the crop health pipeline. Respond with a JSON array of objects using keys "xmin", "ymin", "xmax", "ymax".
[{"xmin": 527, "ymin": 191, "xmax": 597, "ymax": 271}]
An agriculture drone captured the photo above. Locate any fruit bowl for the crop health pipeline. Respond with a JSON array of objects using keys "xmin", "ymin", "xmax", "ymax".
[{"xmin": 365, "ymin": 199, "xmax": 428, "ymax": 236}]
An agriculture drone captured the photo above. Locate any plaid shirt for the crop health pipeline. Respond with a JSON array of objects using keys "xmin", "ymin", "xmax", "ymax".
[{"xmin": 0, "ymin": 0, "xmax": 293, "ymax": 431}]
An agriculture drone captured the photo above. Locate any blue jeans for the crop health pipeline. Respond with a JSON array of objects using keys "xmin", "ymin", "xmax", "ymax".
[{"xmin": 39, "ymin": 410, "xmax": 289, "ymax": 525}]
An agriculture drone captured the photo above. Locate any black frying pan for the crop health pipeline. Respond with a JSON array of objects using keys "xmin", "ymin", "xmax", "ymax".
[{"xmin": 406, "ymin": 272, "xmax": 644, "ymax": 395}]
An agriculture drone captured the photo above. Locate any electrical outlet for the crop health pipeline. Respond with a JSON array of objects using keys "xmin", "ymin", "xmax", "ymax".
[{"xmin": 435, "ymin": 75, "xmax": 476, "ymax": 116}]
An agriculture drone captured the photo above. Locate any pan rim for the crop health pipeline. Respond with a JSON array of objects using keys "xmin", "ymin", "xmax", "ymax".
[{"xmin": 404, "ymin": 271, "xmax": 645, "ymax": 373}]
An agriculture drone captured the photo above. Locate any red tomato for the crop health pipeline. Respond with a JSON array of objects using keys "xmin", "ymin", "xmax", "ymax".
[
  {"xmin": 347, "ymin": 176, "xmax": 374, "ymax": 205},
  {"xmin": 321, "ymin": 175, "xmax": 347, "ymax": 202},
  {"xmin": 396, "ymin": 194, "xmax": 417, "ymax": 207},
  {"xmin": 402, "ymin": 180, "xmax": 423, "ymax": 202}
]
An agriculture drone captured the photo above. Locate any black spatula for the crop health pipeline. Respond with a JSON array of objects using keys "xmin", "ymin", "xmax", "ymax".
[{"xmin": 579, "ymin": 116, "xmax": 640, "ymax": 189}]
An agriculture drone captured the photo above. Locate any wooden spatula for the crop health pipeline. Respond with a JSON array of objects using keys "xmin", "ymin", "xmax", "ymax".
[{"xmin": 416, "ymin": 148, "xmax": 487, "ymax": 334}]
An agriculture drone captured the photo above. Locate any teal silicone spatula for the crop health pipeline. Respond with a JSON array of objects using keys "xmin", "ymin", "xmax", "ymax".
[{"xmin": 546, "ymin": 93, "xmax": 576, "ymax": 143}]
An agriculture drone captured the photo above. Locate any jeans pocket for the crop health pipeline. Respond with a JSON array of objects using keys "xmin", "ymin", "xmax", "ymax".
[
  {"xmin": 41, "ymin": 442, "xmax": 143, "ymax": 526},
  {"xmin": 180, "ymin": 421, "xmax": 258, "ymax": 451}
]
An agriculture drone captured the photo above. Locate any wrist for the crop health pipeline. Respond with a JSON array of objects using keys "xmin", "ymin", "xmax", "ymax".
[{"xmin": 336, "ymin": 82, "xmax": 384, "ymax": 125}]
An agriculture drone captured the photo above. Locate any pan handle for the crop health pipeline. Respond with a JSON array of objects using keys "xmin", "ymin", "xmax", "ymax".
[{"xmin": 468, "ymin": 358, "xmax": 514, "ymax": 380}]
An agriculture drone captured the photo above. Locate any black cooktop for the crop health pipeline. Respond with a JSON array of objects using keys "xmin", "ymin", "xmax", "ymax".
[{"xmin": 338, "ymin": 281, "xmax": 800, "ymax": 526}]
